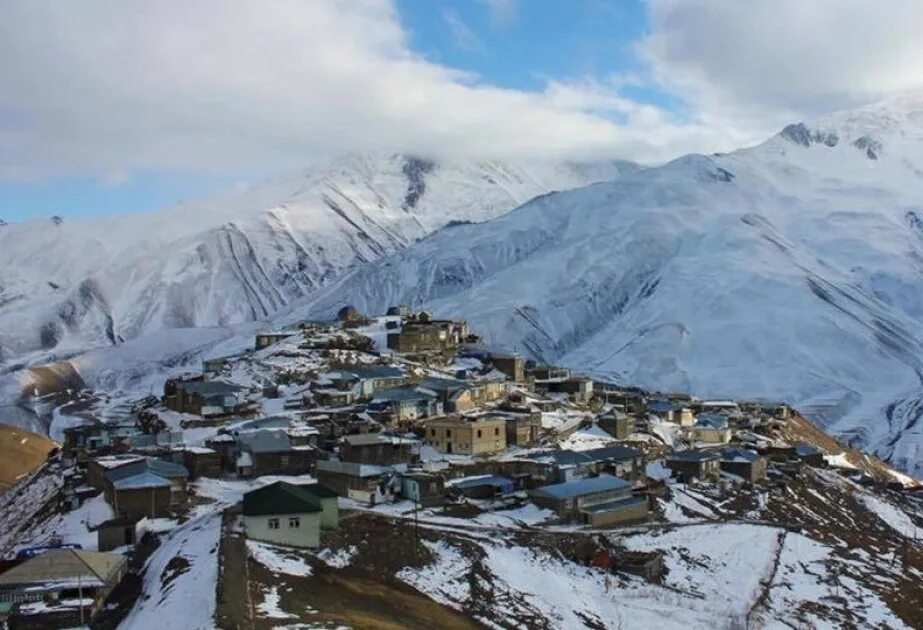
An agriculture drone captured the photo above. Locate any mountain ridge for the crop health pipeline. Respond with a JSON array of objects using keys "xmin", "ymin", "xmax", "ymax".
[
  {"xmin": 306, "ymin": 97, "xmax": 923, "ymax": 476},
  {"xmin": 0, "ymin": 154, "xmax": 638, "ymax": 363}
]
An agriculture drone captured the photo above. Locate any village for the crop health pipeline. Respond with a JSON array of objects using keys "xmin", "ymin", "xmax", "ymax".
[{"xmin": 0, "ymin": 307, "xmax": 921, "ymax": 629}]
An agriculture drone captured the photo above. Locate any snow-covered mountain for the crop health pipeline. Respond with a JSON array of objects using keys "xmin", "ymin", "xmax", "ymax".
[
  {"xmin": 0, "ymin": 155, "xmax": 638, "ymax": 362},
  {"xmin": 310, "ymin": 94, "xmax": 923, "ymax": 476}
]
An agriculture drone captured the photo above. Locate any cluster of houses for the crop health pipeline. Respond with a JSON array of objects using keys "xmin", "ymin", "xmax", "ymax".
[{"xmin": 1, "ymin": 305, "xmax": 831, "ymax": 626}]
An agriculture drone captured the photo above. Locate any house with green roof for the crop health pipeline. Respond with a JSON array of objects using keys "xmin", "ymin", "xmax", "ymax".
[{"xmin": 242, "ymin": 481, "xmax": 339, "ymax": 548}]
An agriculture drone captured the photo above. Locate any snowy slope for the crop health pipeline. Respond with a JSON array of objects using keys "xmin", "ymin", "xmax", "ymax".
[
  {"xmin": 308, "ymin": 94, "xmax": 923, "ymax": 475},
  {"xmin": 0, "ymin": 155, "xmax": 637, "ymax": 362}
]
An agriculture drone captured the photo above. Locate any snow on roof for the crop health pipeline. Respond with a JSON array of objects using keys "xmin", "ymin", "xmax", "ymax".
[
  {"xmin": 113, "ymin": 472, "xmax": 172, "ymax": 490},
  {"xmin": 92, "ymin": 454, "xmax": 145, "ymax": 469},
  {"xmin": 720, "ymin": 448, "xmax": 761, "ymax": 463},
  {"xmin": 315, "ymin": 460, "xmax": 389, "ymax": 478},
  {"xmin": 179, "ymin": 380, "xmax": 245, "ymax": 395},
  {"xmin": 237, "ymin": 430, "xmax": 292, "ymax": 453},
  {"xmin": 530, "ymin": 474, "xmax": 629, "ymax": 500},
  {"xmin": 172, "ymin": 446, "xmax": 217, "ymax": 455},
  {"xmin": 449, "ymin": 474, "xmax": 514, "ymax": 489},
  {"xmin": 343, "ymin": 433, "xmax": 418, "ymax": 446}
]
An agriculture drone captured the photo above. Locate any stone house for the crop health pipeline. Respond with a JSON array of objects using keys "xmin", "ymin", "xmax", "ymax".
[
  {"xmin": 163, "ymin": 378, "xmax": 251, "ymax": 418},
  {"xmin": 425, "ymin": 416, "xmax": 507, "ymax": 456},
  {"xmin": 170, "ymin": 446, "xmax": 222, "ymax": 478},
  {"xmin": 103, "ymin": 458, "xmax": 190, "ymax": 519},
  {"xmin": 490, "ymin": 352, "xmax": 525, "ymax": 382},
  {"xmin": 504, "ymin": 414, "xmax": 543, "ymax": 446},
  {"xmin": 314, "ymin": 460, "xmax": 391, "ymax": 503},
  {"xmin": 338, "ymin": 433, "xmax": 421, "ymax": 466},
  {"xmin": 255, "ymin": 330, "xmax": 295, "ymax": 350},
  {"xmin": 690, "ymin": 413, "xmax": 733, "ymax": 444},
  {"xmin": 665, "ymin": 450, "xmax": 721, "ymax": 481},
  {"xmin": 400, "ymin": 472, "xmax": 446, "ymax": 507},
  {"xmin": 719, "ymin": 448, "xmax": 767, "ymax": 482},
  {"xmin": 234, "ymin": 430, "xmax": 315, "ymax": 478},
  {"xmin": 387, "ymin": 318, "xmax": 468, "ymax": 354},
  {"xmin": 598, "ymin": 411, "xmax": 636, "ymax": 439},
  {"xmin": 648, "ymin": 400, "xmax": 695, "ymax": 426}
]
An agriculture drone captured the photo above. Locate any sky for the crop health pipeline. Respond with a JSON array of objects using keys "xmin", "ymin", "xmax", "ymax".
[{"xmin": 1, "ymin": 0, "xmax": 923, "ymax": 221}]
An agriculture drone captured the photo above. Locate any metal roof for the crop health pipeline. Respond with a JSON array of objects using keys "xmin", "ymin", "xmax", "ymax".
[
  {"xmin": 237, "ymin": 430, "xmax": 292, "ymax": 453},
  {"xmin": 347, "ymin": 365, "xmax": 405, "ymax": 379},
  {"xmin": 178, "ymin": 380, "xmax": 245, "ymax": 395},
  {"xmin": 696, "ymin": 412, "xmax": 730, "ymax": 429},
  {"xmin": 720, "ymin": 448, "xmax": 761, "ymax": 463},
  {"xmin": 0, "ymin": 549, "xmax": 126, "ymax": 588},
  {"xmin": 450, "ymin": 474, "xmax": 514, "ymax": 490},
  {"xmin": 242, "ymin": 481, "xmax": 322, "ymax": 516},
  {"xmin": 105, "ymin": 457, "xmax": 189, "ymax": 483},
  {"xmin": 531, "ymin": 474, "xmax": 630, "ymax": 500},
  {"xmin": 420, "ymin": 376, "xmax": 469, "ymax": 393},
  {"xmin": 530, "ymin": 445, "xmax": 641, "ymax": 466},
  {"xmin": 667, "ymin": 449, "xmax": 720, "ymax": 462},
  {"xmin": 373, "ymin": 387, "xmax": 437, "ymax": 403},
  {"xmin": 112, "ymin": 472, "xmax": 172, "ymax": 490}
]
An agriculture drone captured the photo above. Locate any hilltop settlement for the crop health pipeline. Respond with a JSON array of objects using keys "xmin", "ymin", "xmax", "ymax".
[{"xmin": 2, "ymin": 308, "xmax": 923, "ymax": 629}]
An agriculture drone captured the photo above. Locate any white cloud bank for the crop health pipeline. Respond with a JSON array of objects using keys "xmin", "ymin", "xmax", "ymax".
[
  {"xmin": 643, "ymin": 0, "xmax": 923, "ymax": 132},
  {"xmin": 0, "ymin": 0, "xmax": 921, "ymax": 180}
]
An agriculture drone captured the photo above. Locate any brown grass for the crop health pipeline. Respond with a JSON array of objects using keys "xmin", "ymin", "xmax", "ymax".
[{"xmin": 0, "ymin": 423, "xmax": 58, "ymax": 491}]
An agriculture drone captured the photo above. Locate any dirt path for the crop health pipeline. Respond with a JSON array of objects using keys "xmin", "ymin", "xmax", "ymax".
[
  {"xmin": 745, "ymin": 529, "xmax": 788, "ymax": 628},
  {"xmin": 278, "ymin": 568, "xmax": 485, "ymax": 630},
  {"xmin": 215, "ymin": 508, "xmax": 253, "ymax": 630}
]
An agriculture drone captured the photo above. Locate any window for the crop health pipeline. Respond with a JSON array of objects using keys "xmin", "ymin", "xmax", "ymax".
[
  {"xmin": 289, "ymin": 517, "xmax": 300, "ymax": 528},
  {"xmin": 494, "ymin": 427, "xmax": 500, "ymax": 436},
  {"xmin": 476, "ymin": 429, "xmax": 482, "ymax": 438},
  {"xmin": 268, "ymin": 518, "xmax": 280, "ymax": 530},
  {"xmin": 446, "ymin": 429, "xmax": 452, "ymax": 438},
  {"xmin": 430, "ymin": 428, "xmax": 436, "ymax": 437},
  {"xmin": 280, "ymin": 455, "xmax": 290, "ymax": 468}
]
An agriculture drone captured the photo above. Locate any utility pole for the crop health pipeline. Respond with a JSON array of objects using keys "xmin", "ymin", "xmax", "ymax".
[{"xmin": 78, "ymin": 570, "xmax": 84, "ymax": 627}]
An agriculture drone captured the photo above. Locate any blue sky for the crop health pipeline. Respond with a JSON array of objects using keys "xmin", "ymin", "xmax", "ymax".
[{"xmin": 2, "ymin": 0, "xmax": 921, "ymax": 223}]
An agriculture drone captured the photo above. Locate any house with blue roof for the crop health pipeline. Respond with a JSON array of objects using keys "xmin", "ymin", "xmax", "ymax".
[
  {"xmin": 98, "ymin": 456, "xmax": 190, "ymax": 520},
  {"xmin": 529, "ymin": 474, "xmax": 648, "ymax": 526}
]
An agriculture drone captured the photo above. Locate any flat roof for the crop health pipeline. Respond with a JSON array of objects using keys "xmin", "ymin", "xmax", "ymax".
[{"xmin": 531, "ymin": 474, "xmax": 630, "ymax": 500}]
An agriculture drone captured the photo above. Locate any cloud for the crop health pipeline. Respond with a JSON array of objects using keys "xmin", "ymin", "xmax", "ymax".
[
  {"xmin": 442, "ymin": 8, "xmax": 485, "ymax": 52},
  {"xmin": 0, "ymin": 0, "xmax": 730, "ymax": 179},
  {"xmin": 2, "ymin": 0, "xmax": 920, "ymax": 183},
  {"xmin": 642, "ymin": 0, "xmax": 923, "ymax": 132}
]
